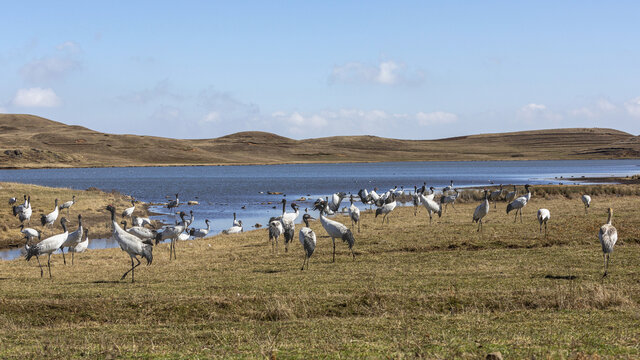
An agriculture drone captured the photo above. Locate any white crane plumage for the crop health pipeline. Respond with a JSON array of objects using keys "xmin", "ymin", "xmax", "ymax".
[
  {"xmin": 375, "ymin": 193, "xmax": 396, "ymax": 224},
  {"xmin": 329, "ymin": 192, "xmax": 347, "ymax": 213},
  {"xmin": 506, "ymin": 184, "xmax": 531, "ymax": 223},
  {"xmin": 40, "ymin": 198, "xmax": 59, "ymax": 232},
  {"xmin": 348, "ymin": 194, "xmax": 360, "ymax": 233},
  {"xmin": 581, "ymin": 194, "xmax": 592, "ymax": 214},
  {"xmin": 69, "ymin": 228, "xmax": 89, "ymax": 265},
  {"xmin": 25, "ymin": 217, "xmax": 69, "ymax": 278},
  {"xmin": 419, "ymin": 193, "xmax": 442, "ymax": 224},
  {"xmin": 299, "ymin": 213, "xmax": 316, "ymax": 270},
  {"xmin": 222, "ymin": 220, "xmax": 243, "ymax": 234},
  {"xmin": 505, "ymin": 185, "xmax": 518, "ymax": 204},
  {"xmin": 440, "ymin": 188, "xmax": 459, "ymax": 212},
  {"xmin": 443, "ymin": 180, "xmax": 454, "ymax": 194},
  {"xmin": 106, "ymin": 205, "xmax": 153, "ymax": 282},
  {"xmin": 155, "ymin": 211, "xmax": 186, "ymax": 260},
  {"xmin": 277, "ymin": 199, "xmax": 299, "ymax": 252},
  {"xmin": 59, "ymin": 195, "xmax": 76, "ymax": 216},
  {"xmin": 121, "ymin": 220, "xmax": 157, "ymax": 240},
  {"xmin": 61, "ymin": 214, "xmax": 84, "ymax": 265},
  {"xmin": 537, "ymin": 208, "xmax": 550, "ymax": 237},
  {"xmin": 472, "ymin": 190, "xmax": 490, "ymax": 233},
  {"xmin": 18, "ymin": 224, "xmax": 39, "ymax": 244},
  {"xmin": 599, "ymin": 207, "xmax": 618, "ymax": 277},
  {"xmin": 189, "ymin": 219, "xmax": 210, "ymax": 238},
  {"xmin": 132, "ymin": 216, "xmax": 154, "ymax": 228},
  {"xmin": 167, "ymin": 193, "xmax": 180, "ymax": 209},
  {"xmin": 412, "ymin": 185, "xmax": 421, "ymax": 216},
  {"xmin": 314, "ymin": 199, "xmax": 355, "ymax": 262},
  {"xmin": 122, "ymin": 199, "xmax": 136, "ymax": 219}
]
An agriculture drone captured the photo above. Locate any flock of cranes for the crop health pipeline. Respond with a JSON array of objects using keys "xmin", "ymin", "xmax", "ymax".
[{"xmin": 6, "ymin": 180, "xmax": 620, "ymax": 282}]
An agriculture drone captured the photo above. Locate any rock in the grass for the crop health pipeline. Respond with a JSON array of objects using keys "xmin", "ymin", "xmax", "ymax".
[
  {"xmin": 187, "ymin": 201, "xmax": 199, "ymax": 205},
  {"xmin": 486, "ymin": 352, "xmax": 503, "ymax": 360}
]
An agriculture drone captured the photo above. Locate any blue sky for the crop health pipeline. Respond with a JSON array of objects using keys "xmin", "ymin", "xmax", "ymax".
[{"xmin": 1, "ymin": 1, "xmax": 639, "ymax": 139}]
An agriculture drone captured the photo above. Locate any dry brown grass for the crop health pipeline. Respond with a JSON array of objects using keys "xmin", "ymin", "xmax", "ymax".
[
  {"xmin": 1, "ymin": 185, "xmax": 640, "ymax": 358},
  {"xmin": 2, "ymin": 114, "xmax": 639, "ymax": 169}
]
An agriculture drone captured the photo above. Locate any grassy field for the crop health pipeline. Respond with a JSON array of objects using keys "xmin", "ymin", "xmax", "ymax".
[
  {"xmin": 2, "ymin": 114, "xmax": 640, "ymax": 169},
  {"xmin": 1, "ymin": 185, "xmax": 640, "ymax": 358},
  {"xmin": 0, "ymin": 182, "xmax": 152, "ymax": 248}
]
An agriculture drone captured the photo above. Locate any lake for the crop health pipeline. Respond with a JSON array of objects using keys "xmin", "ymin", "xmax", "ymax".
[{"xmin": 1, "ymin": 159, "xmax": 639, "ymax": 260}]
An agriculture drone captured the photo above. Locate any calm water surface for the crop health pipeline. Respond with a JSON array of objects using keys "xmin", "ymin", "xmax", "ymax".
[{"xmin": 1, "ymin": 160, "xmax": 639, "ymax": 260}]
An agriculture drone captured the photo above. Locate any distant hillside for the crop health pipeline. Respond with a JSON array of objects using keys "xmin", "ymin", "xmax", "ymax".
[{"xmin": 1, "ymin": 114, "xmax": 639, "ymax": 169}]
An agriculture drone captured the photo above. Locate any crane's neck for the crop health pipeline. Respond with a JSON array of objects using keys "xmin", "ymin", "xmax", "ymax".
[
  {"xmin": 205, "ymin": 221, "xmax": 210, "ymax": 230},
  {"xmin": 607, "ymin": 211, "xmax": 613, "ymax": 225},
  {"xmin": 303, "ymin": 218, "xmax": 310, "ymax": 227}
]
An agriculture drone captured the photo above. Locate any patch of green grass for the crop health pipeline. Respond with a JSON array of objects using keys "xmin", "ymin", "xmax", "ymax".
[{"xmin": 1, "ymin": 185, "xmax": 639, "ymax": 358}]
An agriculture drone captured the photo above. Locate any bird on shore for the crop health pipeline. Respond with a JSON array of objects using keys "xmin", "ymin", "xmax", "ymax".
[
  {"xmin": 537, "ymin": 208, "xmax": 550, "ymax": 237},
  {"xmin": 268, "ymin": 217, "xmax": 284, "ymax": 253},
  {"xmin": 18, "ymin": 224, "xmax": 39, "ymax": 244},
  {"xmin": 581, "ymin": 194, "xmax": 592, "ymax": 214},
  {"xmin": 505, "ymin": 185, "xmax": 518, "ymax": 204},
  {"xmin": 222, "ymin": 220, "xmax": 243, "ymax": 234},
  {"xmin": 61, "ymin": 214, "xmax": 84, "ymax": 265},
  {"xmin": 25, "ymin": 217, "xmax": 69, "ymax": 278},
  {"xmin": 232, "ymin": 212, "xmax": 240, "ymax": 227},
  {"xmin": 443, "ymin": 180, "xmax": 454, "ymax": 194},
  {"xmin": 122, "ymin": 199, "xmax": 136, "ymax": 219},
  {"xmin": 69, "ymin": 228, "xmax": 89, "ymax": 265},
  {"xmin": 59, "ymin": 195, "xmax": 76, "ymax": 216},
  {"xmin": 132, "ymin": 216, "xmax": 154, "ymax": 228},
  {"xmin": 107, "ymin": 205, "xmax": 153, "ymax": 282},
  {"xmin": 412, "ymin": 185, "xmax": 421, "ymax": 216},
  {"xmin": 440, "ymin": 188, "xmax": 459, "ymax": 213},
  {"xmin": 419, "ymin": 192, "xmax": 442, "ymax": 224},
  {"xmin": 599, "ymin": 207, "xmax": 618, "ymax": 277},
  {"xmin": 375, "ymin": 192, "xmax": 396, "ymax": 225},
  {"xmin": 328, "ymin": 192, "xmax": 347, "ymax": 213},
  {"xmin": 488, "ymin": 185, "xmax": 503, "ymax": 209},
  {"xmin": 314, "ymin": 199, "xmax": 355, "ymax": 262},
  {"xmin": 506, "ymin": 184, "xmax": 531, "ymax": 223},
  {"xmin": 348, "ymin": 194, "xmax": 360, "ymax": 233},
  {"xmin": 299, "ymin": 213, "xmax": 316, "ymax": 270},
  {"xmin": 472, "ymin": 189, "xmax": 490, "ymax": 233},
  {"xmin": 121, "ymin": 220, "xmax": 157, "ymax": 241},
  {"xmin": 8, "ymin": 197, "xmax": 17, "ymax": 205},
  {"xmin": 189, "ymin": 219, "xmax": 210, "ymax": 239},
  {"xmin": 155, "ymin": 211, "xmax": 186, "ymax": 260},
  {"xmin": 12, "ymin": 195, "xmax": 27, "ymax": 216},
  {"xmin": 13, "ymin": 195, "xmax": 32, "ymax": 225},
  {"xmin": 277, "ymin": 199, "xmax": 299, "ymax": 252},
  {"xmin": 167, "ymin": 193, "xmax": 179, "ymax": 209},
  {"xmin": 40, "ymin": 198, "xmax": 59, "ymax": 233},
  {"xmin": 184, "ymin": 210, "xmax": 195, "ymax": 227}
]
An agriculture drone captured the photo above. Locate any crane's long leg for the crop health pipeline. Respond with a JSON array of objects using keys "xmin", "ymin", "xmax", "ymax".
[
  {"xmin": 121, "ymin": 256, "xmax": 142, "ymax": 281},
  {"xmin": 61, "ymin": 247, "xmax": 67, "ymax": 265},
  {"xmin": 351, "ymin": 247, "xmax": 355, "ymax": 260},
  {"xmin": 519, "ymin": 209, "xmax": 523, "ymax": 223},
  {"xmin": 544, "ymin": 222, "xmax": 548, "ymax": 238},
  {"xmin": 36, "ymin": 256, "xmax": 43, "ymax": 277},
  {"xmin": 513, "ymin": 211, "xmax": 518, "ymax": 223},
  {"xmin": 357, "ymin": 220, "xmax": 360, "ymax": 233},
  {"xmin": 47, "ymin": 254, "xmax": 52, "ymax": 279},
  {"xmin": 72, "ymin": 252, "xmax": 75, "ymax": 265},
  {"xmin": 603, "ymin": 253, "xmax": 608, "ymax": 277},
  {"xmin": 301, "ymin": 254, "xmax": 306, "ymax": 271},
  {"xmin": 332, "ymin": 237, "xmax": 336, "ymax": 263}
]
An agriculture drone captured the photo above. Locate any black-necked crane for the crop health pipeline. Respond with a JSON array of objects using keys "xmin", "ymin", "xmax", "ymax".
[
  {"xmin": 314, "ymin": 199, "xmax": 355, "ymax": 262},
  {"xmin": 121, "ymin": 220, "xmax": 157, "ymax": 241},
  {"xmin": 268, "ymin": 217, "xmax": 284, "ymax": 253},
  {"xmin": 222, "ymin": 220, "xmax": 243, "ymax": 234},
  {"xmin": 375, "ymin": 192, "xmax": 397, "ymax": 225},
  {"xmin": 599, "ymin": 207, "xmax": 618, "ymax": 277},
  {"xmin": 233, "ymin": 212, "xmax": 240, "ymax": 227},
  {"xmin": 299, "ymin": 213, "xmax": 316, "ymax": 270},
  {"xmin": 472, "ymin": 189, "xmax": 490, "ymax": 233},
  {"xmin": 155, "ymin": 211, "xmax": 186, "ymax": 260},
  {"xmin": 61, "ymin": 214, "xmax": 84, "ymax": 265},
  {"xmin": 133, "ymin": 216, "xmax": 154, "ymax": 228},
  {"xmin": 278, "ymin": 199, "xmax": 299, "ymax": 252},
  {"xmin": 167, "ymin": 193, "xmax": 179, "ymax": 209},
  {"xmin": 329, "ymin": 192, "xmax": 347, "ymax": 213},
  {"xmin": 488, "ymin": 185, "xmax": 503, "ymax": 208},
  {"xmin": 40, "ymin": 198, "xmax": 59, "ymax": 233},
  {"xmin": 581, "ymin": 194, "xmax": 591, "ymax": 214},
  {"xmin": 69, "ymin": 228, "xmax": 89, "ymax": 265},
  {"xmin": 348, "ymin": 194, "xmax": 360, "ymax": 233},
  {"xmin": 443, "ymin": 180, "xmax": 454, "ymax": 194},
  {"xmin": 537, "ymin": 208, "xmax": 550, "ymax": 237},
  {"xmin": 18, "ymin": 224, "xmax": 39, "ymax": 244},
  {"xmin": 505, "ymin": 185, "xmax": 518, "ymax": 204},
  {"xmin": 506, "ymin": 184, "xmax": 531, "ymax": 223},
  {"xmin": 358, "ymin": 189, "xmax": 374, "ymax": 209},
  {"xmin": 419, "ymin": 192, "xmax": 442, "ymax": 224},
  {"xmin": 189, "ymin": 219, "xmax": 210, "ymax": 238},
  {"xmin": 25, "ymin": 217, "xmax": 69, "ymax": 278},
  {"xmin": 12, "ymin": 195, "xmax": 27, "ymax": 216},
  {"xmin": 122, "ymin": 199, "xmax": 136, "ymax": 219},
  {"xmin": 184, "ymin": 210, "xmax": 194, "ymax": 228},
  {"xmin": 412, "ymin": 185, "xmax": 421, "ymax": 216},
  {"xmin": 107, "ymin": 205, "xmax": 153, "ymax": 282},
  {"xmin": 8, "ymin": 196, "xmax": 17, "ymax": 205},
  {"xmin": 59, "ymin": 195, "xmax": 76, "ymax": 216},
  {"xmin": 440, "ymin": 188, "xmax": 459, "ymax": 213}
]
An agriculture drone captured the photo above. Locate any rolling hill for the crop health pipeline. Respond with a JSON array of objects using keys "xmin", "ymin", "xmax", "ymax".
[{"xmin": 1, "ymin": 114, "xmax": 639, "ymax": 169}]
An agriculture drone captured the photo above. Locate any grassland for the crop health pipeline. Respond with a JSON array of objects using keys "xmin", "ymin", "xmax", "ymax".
[
  {"xmin": 1, "ymin": 184, "xmax": 639, "ymax": 358},
  {"xmin": 1, "ymin": 114, "xmax": 639, "ymax": 169},
  {"xmin": 0, "ymin": 182, "xmax": 152, "ymax": 248}
]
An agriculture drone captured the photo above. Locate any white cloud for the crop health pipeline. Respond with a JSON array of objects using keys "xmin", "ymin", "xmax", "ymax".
[
  {"xmin": 20, "ymin": 41, "xmax": 82, "ymax": 83},
  {"xmin": 624, "ymin": 97, "xmax": 640, "ymax": 117},
  {"xmin": 200, "ymin": 111, "xmax": 220, "ymax": 124},
  {"xmin": 12, "ymin": 87, "xmax": 61, "ymax": 107},
  {"xmin": 416, "ymin": 111, "xmax": 458, "ymax": 126},
  {"xmin": 329, "ymin": 60, "xmax": 424, "ymax": 86},
  {"xmin": 517, "ymin": 103, "xmax": 562, "ymax": 123},
  {"xmin": 568, "ymin": 98, "xmax": 617, "ymax": 119}
]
